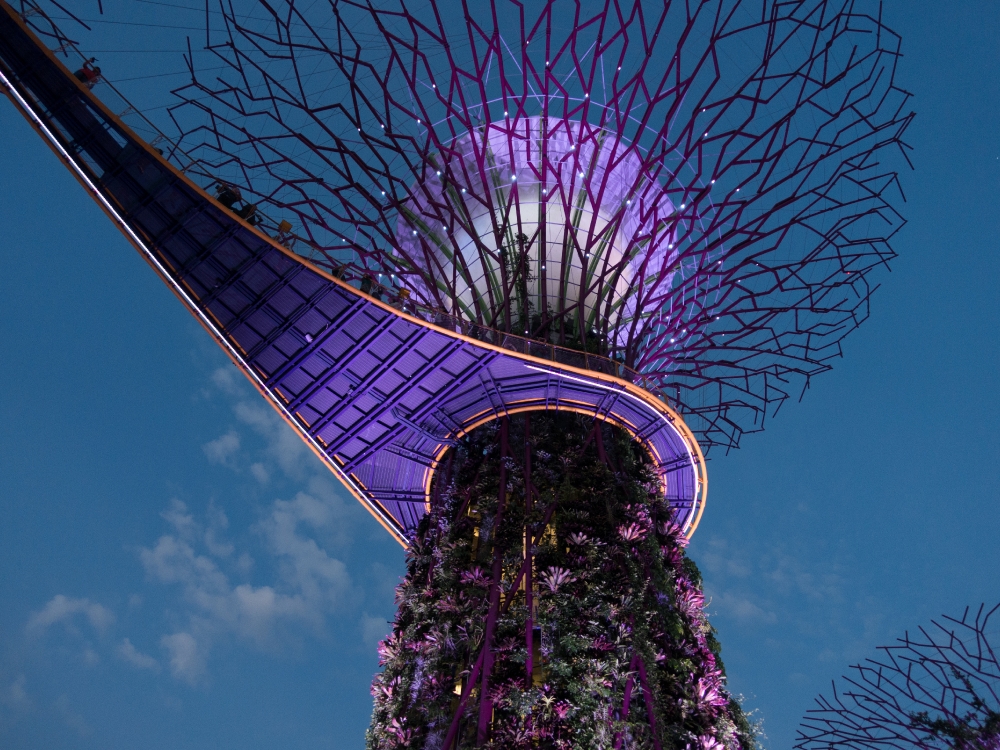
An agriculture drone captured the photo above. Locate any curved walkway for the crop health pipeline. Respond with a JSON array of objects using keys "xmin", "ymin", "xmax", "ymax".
[{"xmin": 0, "ymin": 2, "xmax": 706, "ymax": 544}]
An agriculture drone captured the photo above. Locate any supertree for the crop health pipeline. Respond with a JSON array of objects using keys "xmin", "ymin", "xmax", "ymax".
[
  {"xmin": 796, "ymin": 604, "xmax": 1000, "ymax": 750},
  {"xmin": 0, "ymin": 0, "xmax": 912, "ymax": 747},
  {"xmin": 167, "ymin": 0, "xmax": 912, "ymax": 451},
  {"xmin": 159, "ymin": 6, "xmax": 911, "ymax": 741}
]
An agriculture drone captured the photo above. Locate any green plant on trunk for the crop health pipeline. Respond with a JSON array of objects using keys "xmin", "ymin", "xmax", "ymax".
[{"xmin": 367, "ymin": 412, "xmax": 755, "ymax": 750}]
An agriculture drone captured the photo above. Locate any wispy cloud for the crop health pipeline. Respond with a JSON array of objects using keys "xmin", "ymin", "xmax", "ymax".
[
  {"xmin": 160, "ymin": 632, "xmax": 204, "ymax": 684},
  {"xmin": 693, "ymin": 529, "xmax": 892, "ymax": 671},
  {"xmin": 116, "ymin": 638, "xmax": 160, "ymax": 672},
  {"xmin": 712, "ymin": 591, "xmax": 778, "ymax": 624},
  {"xmin": 140, "ymin": 488, "xmax": 354, "ymax": 657},
  {"xmin": 26, "ymin": 595, "xmax": 114, "ymax": 636},
  {"xmin": 24, "ymin": 364, "xmax": 398, "ymax": 687},
  {"xmin": 232, "ymin": 398, "xmax": 314, "ymax": 480},
  {"xmin": 129, "ymin": 367, "xmax": 374, "ymax": 681},
  {"xmin": 360, "ymin": 613, "xmax": 392, "ymax": 649},
  {"xmin": 1, "ymin": 674, "xmax": 32, "ymax": 712},
  {"xmin": 202, "ymin": 430, "xmax": 241, "ymax": 467}
]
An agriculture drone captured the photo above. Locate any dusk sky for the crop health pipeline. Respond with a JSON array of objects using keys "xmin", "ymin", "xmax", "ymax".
[{"xmin": 1, "ymin": 1, "xmax": 999, "ymax": 748}]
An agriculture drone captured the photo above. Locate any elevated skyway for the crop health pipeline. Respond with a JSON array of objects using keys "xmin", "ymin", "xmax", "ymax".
[{"xmin": 0, "ymin": 2, "xmax": 706, "ymax": 545}]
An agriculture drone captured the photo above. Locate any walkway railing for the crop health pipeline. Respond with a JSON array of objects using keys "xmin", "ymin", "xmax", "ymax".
[
  {"xmin": 19, "ymin": 6, "xmax": 672, "ymax": 410},
  {"xmin": 363, "ymin": 289, "xmax": 672, "ymax": 401}
]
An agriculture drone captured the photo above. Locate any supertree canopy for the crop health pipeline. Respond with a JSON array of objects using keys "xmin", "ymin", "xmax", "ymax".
[
  {"xmin": 0, "ymin": 0, "xmax": 912, "ymax": 747},
  {"xmin": 170, "ymin": 0, "xmax": 913, "ymax": 450},
  {"xmin": 796, "ymin": 604, "xmax": 1000, "ymax": 750}
]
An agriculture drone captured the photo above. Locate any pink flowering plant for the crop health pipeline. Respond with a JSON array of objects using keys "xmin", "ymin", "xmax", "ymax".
[{"xmin": 367, "ymin": 413, "xmax": 756, "ymax": 749}]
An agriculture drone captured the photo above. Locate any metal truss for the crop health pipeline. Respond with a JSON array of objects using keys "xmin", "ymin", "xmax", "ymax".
[
  {"xmin": 797, "ymin": 604, "xmax": 1000, "ymax": 750},
  {"xmin": 162, "ymin": 0, "xmax": 914, "ymax": 452},
  {"xmin": 0, "ymin": 2, "xmax": 706, "ymax": 545}
]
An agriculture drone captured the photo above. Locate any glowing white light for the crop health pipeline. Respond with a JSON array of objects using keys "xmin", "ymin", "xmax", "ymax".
[{"xmin": 400, "ymin": 116, "xmax": 658, "ymax": 331}]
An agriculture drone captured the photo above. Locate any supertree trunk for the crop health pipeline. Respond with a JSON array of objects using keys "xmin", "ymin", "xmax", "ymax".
[{"xmin": 368, "ymin": 413, "xmax": 753, "ymax": 750}]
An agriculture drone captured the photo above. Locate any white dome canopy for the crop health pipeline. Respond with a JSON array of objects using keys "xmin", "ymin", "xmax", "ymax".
[{"xmin": 397, "ymin": 116, "xmax": 679, "ymax": 340}]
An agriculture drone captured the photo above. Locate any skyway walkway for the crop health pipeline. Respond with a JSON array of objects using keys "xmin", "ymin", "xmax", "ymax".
[{"xmin": 0, "ymin": 2, "xmax": 706, "ymax": 544}]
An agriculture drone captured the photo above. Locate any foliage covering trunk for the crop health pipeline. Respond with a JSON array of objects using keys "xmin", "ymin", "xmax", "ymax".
[{"xmin": 367, "ymin": 413, "xmax": 755, "ymax": 750}]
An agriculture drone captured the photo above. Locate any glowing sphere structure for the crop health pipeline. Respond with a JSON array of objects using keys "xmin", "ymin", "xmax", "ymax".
[
  {"xmin": 397, "ymin": 116, "xmax": 669, "ymax": 339},
  {"xmin": 797, "ymin": 604, "xmax": 1000, "ymax": 750}
]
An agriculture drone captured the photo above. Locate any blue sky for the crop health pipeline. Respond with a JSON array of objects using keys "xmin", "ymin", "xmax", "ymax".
[{"xmin": 2, "ymin": 1, "xmax": 1000, "ymax": 748}]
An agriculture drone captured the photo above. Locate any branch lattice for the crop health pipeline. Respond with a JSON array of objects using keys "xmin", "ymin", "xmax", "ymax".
[
  {"xmin": 797, "ymin": 604, "xmax": 1000, "ymax": 750},
  {"xmin": 163, "ymin": 0, "xmax": 913, "ymax": 451}
]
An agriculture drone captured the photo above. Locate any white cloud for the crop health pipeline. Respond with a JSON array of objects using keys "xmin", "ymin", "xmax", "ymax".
[
  {"xmin": 210, "ymin": 366, "xmax": 243, "ymax": 395},
  {"xmin": 117, "ymin": 638, "xmax": 160, "ymax": 672},
  {"xmin": 360, "ymin": 613, "xmax": 391, "ymax": 649},
  {"xmin": 713, "ymin": 591, "xmax": 778, "ymax": 624},
  {"xmin": 205, "ymin": 369, "xmax": 319, "ymax": 481},
  {"xmin": 26, "ymin": 595, "xmax": 114, "ymax": 636},
  {"xmin": 161, "ymin": 498, "xmax": 196, "ymax": 540},
  {"xmin": 128, "ymin": 368, "xmax": 386, "ymax": 683},
  {"xmin": 258, "ymin": 489, "xmax": 352, "ymax": 607},
  {"xmin": 161, "ymin": 632, "xmax": 204, "ymax": 684},
  {"xmin": 250, "ymin": 462, "xmax": 270, "ymax": 484},
  {"xmin": 235, "ymin": 552, "xmax": 255, "ymax": 574},
  {"xmin": 202, "ymin": 430, "xmax": 241, "ymax": 467},
  {"xmin": 140, "ymin": 534, "xmax": 228, "ymax": 591},
  {"xmin": 233, "ymin": 399, "xmax": 313, "ymax": 479},
  {"xmin": 204, "ymin": 500, "xmax": 234, "ymax": 558},
  {"xmin": 138, "ymin": 487, "xmax": 356, "ymax": 680}
]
